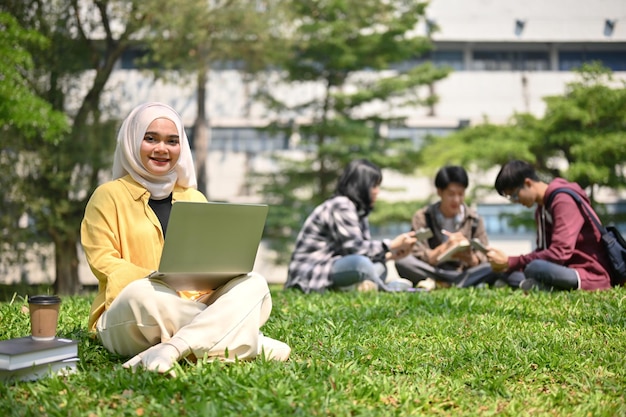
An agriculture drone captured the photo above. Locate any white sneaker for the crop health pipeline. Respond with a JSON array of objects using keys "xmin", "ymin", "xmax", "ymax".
[
  {"xmin": 258, "ymin": 335, "xmax": 291, "ymax": 361},
  {"xmin": 416, "ymin": 277, "xmax": 437, "ymax": 291}
]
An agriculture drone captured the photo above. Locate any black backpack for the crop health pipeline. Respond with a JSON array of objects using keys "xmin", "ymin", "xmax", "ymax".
[{"xmin": 546, "ymin": 188, "xmax": 626, "ymax": 287}]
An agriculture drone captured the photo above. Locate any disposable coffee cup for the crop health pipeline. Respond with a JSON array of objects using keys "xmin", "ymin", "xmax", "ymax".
[{"xmin": 28, "ymin": 295, "xmax": 61, "ymax": 341}]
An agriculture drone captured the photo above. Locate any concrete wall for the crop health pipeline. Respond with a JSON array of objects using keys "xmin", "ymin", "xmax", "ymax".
[{"xmin": 424, "ymin": 0, "xmax": 626, "ymax": 42}]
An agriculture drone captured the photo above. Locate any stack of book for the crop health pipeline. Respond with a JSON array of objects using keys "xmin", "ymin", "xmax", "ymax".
[{"xmin": 0, "ymin": 337, "xmax": 79, "ymax": 383}]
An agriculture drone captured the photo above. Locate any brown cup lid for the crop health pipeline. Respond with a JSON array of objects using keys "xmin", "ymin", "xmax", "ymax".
[{"xmin": 28, "ymin": 295, "xmax": 61, "ymax": 305}]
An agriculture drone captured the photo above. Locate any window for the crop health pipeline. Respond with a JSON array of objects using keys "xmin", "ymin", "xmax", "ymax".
[
  {"xmin": 472, "ymin": 51, "xmax": 549, "ymax": 71},
  {"xmin": 431, "ymin": 50, "xmax": 464, "ymax": 70},
  {"xmin": 392, "ymin": 50, "xmax": 464, "ymax": 71},
  {"xmin": 119, "ymin": 48, "xmax": 150, "ymax": 70},
  {"xmin": 559, "ymin": 51, "xmax": 626, "ymax": 71},
  {"xmin": 187, "ymin": 127, "xmax": 287, "ymax": 152}
]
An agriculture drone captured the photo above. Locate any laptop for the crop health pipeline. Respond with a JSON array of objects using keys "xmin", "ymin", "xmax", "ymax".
[{"xmin": 150, "ymin": 201, "xmax": 268, "ymax": 291}]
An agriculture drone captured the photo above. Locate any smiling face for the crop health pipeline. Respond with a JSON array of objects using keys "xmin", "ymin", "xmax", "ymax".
[{"xmin": 139, "ymin": 118, "xmax": 181, "ymax": 176}]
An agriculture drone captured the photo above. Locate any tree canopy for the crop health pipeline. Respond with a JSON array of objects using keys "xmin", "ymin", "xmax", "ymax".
[
  {"xmin": 1, "ymin": 0, "xmax": 151, "ymax": 293},
  {"xmin": 0, "ymin": 0, "xmax": 301, "ymax": 291},
  {"xmin": 418, "ymin": 63, "xmax": 626, "ymax": 197},
  {"xmin": 252, "ymin": 0, "xmax": 449, "ymax": 257},
  {"xmin": 139, "ymin": 0, "xmax": 290, "ymax": 196},
  {"xmin": 0, "ymin": 12, "xmax": 69, "ymax": 268},
  {"xmin": 0, "ymin": 13, "xmax": 67, "ymax": 143}
]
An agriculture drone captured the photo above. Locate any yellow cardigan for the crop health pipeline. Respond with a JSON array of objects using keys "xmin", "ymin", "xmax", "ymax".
[{"xmin": 81, "ymin": 175, "xmax": 207, "ymax": 330}]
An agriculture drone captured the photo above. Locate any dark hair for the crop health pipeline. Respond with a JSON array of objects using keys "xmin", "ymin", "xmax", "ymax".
[
  {"xmin": 335, "ymin": 159, "xmax": 382, "ymax": 215},
  {"xmin": 434, "ymin": 165, "xmax": 469, "ymax": 190},
  {"xmin": 494, "ymin": 160, "xmax": 540, "ymax": 195}
]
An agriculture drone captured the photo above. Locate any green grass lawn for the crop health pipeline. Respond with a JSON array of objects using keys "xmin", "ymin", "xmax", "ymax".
[{"xmin": 1, "ymin": 285, "xmax": 625, "ymax": 416}]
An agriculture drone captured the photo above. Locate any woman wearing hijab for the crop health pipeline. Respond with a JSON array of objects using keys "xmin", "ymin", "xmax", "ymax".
[{"xmin": 81, "ymin": 102, "xmax": 290, "ymax": 375}]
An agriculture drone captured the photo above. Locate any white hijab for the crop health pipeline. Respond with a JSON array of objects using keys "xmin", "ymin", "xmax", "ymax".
[{"xmin": 112, "ymin": 102, "xmax": 197, "ymax": 199}]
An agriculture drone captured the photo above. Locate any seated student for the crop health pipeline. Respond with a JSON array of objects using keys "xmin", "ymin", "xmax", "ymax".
[
  {"xmin": 81, "ymin": 102, "xmax": 290, "ymax": 375},
  {"xmin": 487, "ymin": 159, "xmax": 612, "ymax": 291},
  {"xmin": 284, "ymin": 159, "xmax": 417, "ymax": 293},
  {"xmin": 395, "ymin": 165, "xmax": 500, "ymax": 288}
]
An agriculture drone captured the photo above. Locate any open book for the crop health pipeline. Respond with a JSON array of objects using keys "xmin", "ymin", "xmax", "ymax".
[{"xmin": 437, "ymin": 238, "xmax": 489, "ymax": 263}]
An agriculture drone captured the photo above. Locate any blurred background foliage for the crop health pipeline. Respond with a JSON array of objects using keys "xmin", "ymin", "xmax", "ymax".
[{"xmin": 1, "ymin": 1, "xmax": 625, "ymax": 291}]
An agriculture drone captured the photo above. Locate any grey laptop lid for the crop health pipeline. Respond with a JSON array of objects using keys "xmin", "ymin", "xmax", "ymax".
[{"xmin": 151, "ymin": 201, "xmax": 268, "ymax": 291}]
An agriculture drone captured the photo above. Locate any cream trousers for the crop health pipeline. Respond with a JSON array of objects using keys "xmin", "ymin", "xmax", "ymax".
[{"xmin": 96, "ymin": 272, "xmax": 272, "ymax": 361}]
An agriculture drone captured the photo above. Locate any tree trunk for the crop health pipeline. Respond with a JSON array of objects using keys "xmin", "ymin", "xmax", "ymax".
[
  {"xmin": 194, "ymin": 68, "xmax": 211, "ymax": 197},
  {"xmin": 53, "ymin": 235, "xmax": 81, "ymax": 295}
]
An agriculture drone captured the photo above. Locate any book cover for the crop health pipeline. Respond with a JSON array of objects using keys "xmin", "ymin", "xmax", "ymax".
[
  {"xmin": 0, "ymin": 337, "xmax": 78, "ymax": 371},
  {"xmin": 0, "ymin": 357, "xmax": 78, "ymax": 383},
  {"xmin": 437, "ymin": 239, "xmax": 470, "ymax": 263}
]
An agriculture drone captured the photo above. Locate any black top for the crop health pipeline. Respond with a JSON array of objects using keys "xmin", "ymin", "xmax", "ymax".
[{"xmin": 149, "ymin": 194, "xmax": 173, "ymax": 236}]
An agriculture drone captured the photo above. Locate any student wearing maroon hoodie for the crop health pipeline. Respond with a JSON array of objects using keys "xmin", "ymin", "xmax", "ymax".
[{"xmin": 487, "ymin": 160, "xmax": 612, "ymax": 291}]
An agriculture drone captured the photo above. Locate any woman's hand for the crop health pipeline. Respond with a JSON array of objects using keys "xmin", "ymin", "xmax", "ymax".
[{"xmin": 388, "ymin": 231, "xmax": 417, "ymax": 260}]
